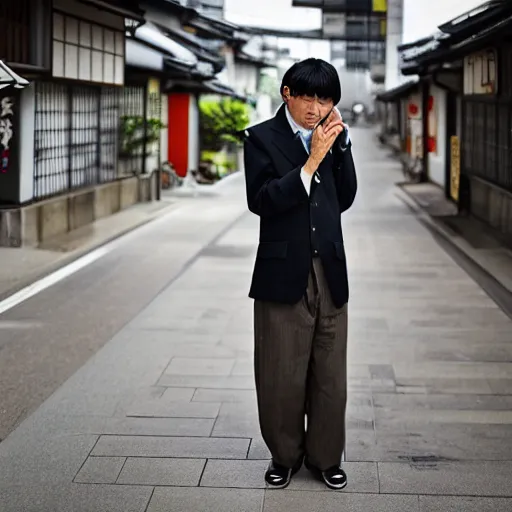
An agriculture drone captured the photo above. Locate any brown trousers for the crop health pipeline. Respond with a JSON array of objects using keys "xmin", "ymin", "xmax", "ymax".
[{"xmin": 254, "ymin": 258, "xmax": 348, "ymax": 471}]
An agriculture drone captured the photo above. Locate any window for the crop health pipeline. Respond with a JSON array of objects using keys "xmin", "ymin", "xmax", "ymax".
[
  {"xmin": 482, "ymin": 50, "xmax": 496, "ymax": 87},
  {"xmin": 34, "ymin": 82, "xmax": 120, "ymax": 199},
  {"xmin": 464, "ymin": 49, "xmax": 497, "ymax": 95},
  {"xmin": 0, "ymin": 0, "xmax": 50, "ymax": 69},
  {"xmin": 52, "ymin": 12, "xmax": 124, "ymax": 85}
]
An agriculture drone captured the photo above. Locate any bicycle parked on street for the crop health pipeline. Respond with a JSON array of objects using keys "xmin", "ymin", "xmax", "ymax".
[
  {"xmin": 401, "ymin": 153, "xmax": 423, "ymax": 183},
  {"xmin": 160, "ymin": 161, "xmax": 183, "ymax": 190}
]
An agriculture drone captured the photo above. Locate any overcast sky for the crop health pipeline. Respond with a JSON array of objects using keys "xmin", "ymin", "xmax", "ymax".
[{"xmin": 224, "ymin": 0, "xmax": 488, "ymax": 60}]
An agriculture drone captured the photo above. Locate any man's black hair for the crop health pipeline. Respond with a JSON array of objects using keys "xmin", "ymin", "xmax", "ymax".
[{"xmin": 280, "ymin": 58, "xmax": 341, "ymax": 105}]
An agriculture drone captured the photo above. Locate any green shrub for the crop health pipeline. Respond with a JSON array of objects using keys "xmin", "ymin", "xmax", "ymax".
[{"xmin": 199, "ymin": 97, "xmax": 250, "ymax": 152}]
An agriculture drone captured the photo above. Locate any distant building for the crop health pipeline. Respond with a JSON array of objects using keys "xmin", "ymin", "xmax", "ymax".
[{"xmin": 184, "ymin": 0, "xmax": 225, "ymax": 19}]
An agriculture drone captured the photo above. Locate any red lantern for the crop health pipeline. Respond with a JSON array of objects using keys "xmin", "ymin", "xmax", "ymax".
[
  {"xmin": 428, "ymin": 136, "xmax": 436, "ymax": 153},
  {"xmin": 428, "ymin": 96, "xmax": 434, "ymax": 111},
  {"xmin": 408, "ymin": 103, "xmax": 418, "ymax": 116}
]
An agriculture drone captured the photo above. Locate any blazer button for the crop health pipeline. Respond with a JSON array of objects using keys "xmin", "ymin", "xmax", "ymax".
[{"xmin": 312, "ymin": 227, "xmax": 316, "ymax": 231}]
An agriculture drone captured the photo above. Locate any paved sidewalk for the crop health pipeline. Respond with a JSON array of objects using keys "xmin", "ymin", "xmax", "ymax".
[
  {"xmin": 398, "ymin": 182, "xmax": 512, "ymax": 299},
  {"xmin": 1, "ymin": 128, "xmax": 512, "ymax": 511}
]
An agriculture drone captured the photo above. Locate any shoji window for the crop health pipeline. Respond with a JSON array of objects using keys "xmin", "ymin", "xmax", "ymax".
[{"xmin": 52, "ymin": 12, "xmax": 124, "ymax": 85}]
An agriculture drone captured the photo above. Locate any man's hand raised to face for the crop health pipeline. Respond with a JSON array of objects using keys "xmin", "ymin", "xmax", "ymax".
[{"xmin": 303, "ymin": 109, "xmax": 345, "ymax": 176}]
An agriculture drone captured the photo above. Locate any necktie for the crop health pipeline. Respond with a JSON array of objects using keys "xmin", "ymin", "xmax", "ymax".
[{"xmin": 302, "ymin": 131, "xmax": 312, "ymax": 153}]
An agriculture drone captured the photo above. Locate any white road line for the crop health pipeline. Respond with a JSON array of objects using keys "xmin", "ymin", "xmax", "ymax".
[
  {"xmin": 0, "ymin": 246, "xmax": 110, "ymax": 316},
  {"xmin": 0, "ymin": 201, "xmax": 185, "ymax": 317}
]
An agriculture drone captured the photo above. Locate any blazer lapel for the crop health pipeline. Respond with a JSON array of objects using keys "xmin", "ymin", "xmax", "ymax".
[{"xmin": 270, "ymin": 104, "xmax": 309, "ymax": 171}]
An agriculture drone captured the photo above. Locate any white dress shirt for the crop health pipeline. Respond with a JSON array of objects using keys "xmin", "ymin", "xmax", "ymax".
[{"xmin": 285, "ymin": 106, "xmax": 350, "ymax": 196}]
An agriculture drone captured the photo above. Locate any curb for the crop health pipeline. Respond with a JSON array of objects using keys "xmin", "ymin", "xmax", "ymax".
[
  {"xmin": 0, "ymin": 201, "xmax": 181, "ymax": 304},
  {"xmin": 395, "ymin": 184, "xmax": 512, "ymax": 318}
]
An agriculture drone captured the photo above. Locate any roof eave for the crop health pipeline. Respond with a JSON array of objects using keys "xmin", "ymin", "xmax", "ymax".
[{"xmin": 77, "ymin": 0, "xmax": 145, "ymax": 22}]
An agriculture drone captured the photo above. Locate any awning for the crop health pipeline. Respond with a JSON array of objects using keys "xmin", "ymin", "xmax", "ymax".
[
  {"xmin": 239, "ymin": 25, "xmax": 325, "ymax": 40},
  {"xmin": 438, "ymin": 0, "xmax": 508, "ymax": 36},
  {"xmin": 77, "ymin": 0, "xmax": 145, "ymax": 22},
  {"xmin": 126, "ymin": 39, "xmax": 164, "ymax": 72},
  {"xmin": 0, "ymin": 60, "xmax": 30, "ymax": 90},
  {"xmin": 135, "ymin": 23, "xmax": 198, "ymax": 67},
  {"xmin": 376, "ymin": 79, "xmax": 420, "ymax": 102},
  {"xmin": 398, "ymin": 0, "xmax": 512, "ymax": 72},
  {"xmin": 185, "ymin": 13, "xmax": 250, "ymax": 43},
  {"xmin": 418, "ymin": 13, "xmax": 512, "ymax": 66},
  {"xmin": 165, "ymin": 78, "xmax": 248, "ymax": 101},
  {"xmin": 235, "ymin": 51, "xmax": 275, "ymax": 68},
  {"xmin": 155, "ymin": 23, "xmax": 225, "ymax": 71}
]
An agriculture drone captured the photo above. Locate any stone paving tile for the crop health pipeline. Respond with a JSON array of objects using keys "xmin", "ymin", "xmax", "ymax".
[
  {"xmin": 416, "ymin": 341, "xmax": 512, "ymax": 363},
  {"xmin": 345, "ymin": 429, "xmax": 379, "ymax": 462},
  {"xmin": 263, "ymin": 490, "xmax": 420, "ymax": 512},
  {"xmin": 488, "ymin": 379, "xmax": 512, "ymax": 394},
  {"xmin": 114, "ymin": 386, "xmax": 167, "ymax": 416},
  {"xmin": 92, "ymin": 435, "xmax": 250, "ymax": 459},
  {"xmin": 231, "ymin": 360, "xmax": 254, "ymax": 376},
  {"xmin": 393, "ymin": 362, "xmax": 512, "ymax": 380},
  {"xmin": 393, "ymin": 378, "xmax": 494, "ymax": 395},
  {"xmin": 200, "ymin": 459, "xmax": 269, "ymax": 488},
  {"xmin": 49, "ymin": 415, "xmax": 214, "ymax": 438},
  {"xmin": 0, "ymin": 483, "xmax": 154, "ymax": 512},
  {"xmin": 352, "ymin": 422, "xmax": 512, "ymax": 462},
  {"xmin": 117, "ymin": 457, "xmax": 206, "ymax": 486},
  {"xmin": 247, "ymin": 437, "xmax": 271, "ymax": 459},
  {"xmin": 287, "ymin": 463, "xmax": 379, "ymax": 493},
  {"xmin": 165, "ymin": 358, "xmax": 236, "ymax": 377},
  {"xmin": 158, "ymin": 375, "xmax": 255, "ymax": 390},
  {"xmin": 0, "ymin": 433, "xmax": 99, "ymax": 487},
  {"xmin": 211, "ymin": 402, "xmax": 260, "ymax": 438},
  {"xmin": 126, "ymin": 400, "xmax": 221, "ymax": 419},
  {"xmin": 101, "ymin": 417, "xmax": 215, "ymax": 437},
  {"xmin": 192, "ymin": 388, "xmax": 257, "ymax": 403},
  {"xmin": 378, "ymin": 461, "xmax": 512, "ymax": 496},
  {"xmin": 74, "ymin": 456, "xmax": 125, "ymax": 484},
  {"xmin": 419, "ymin": 496, "xmax": 512, "ymax": 512},
  {"xmin": 396, "ymin": 409, "xmax": 512, "ymax": 425},
  {"xmin": 373, "ymin": 393, "xmax": 512, "ymax": 411},
  {"xmin": 147, "ymin": 487, "xmax": 264, "ymax": 512}
]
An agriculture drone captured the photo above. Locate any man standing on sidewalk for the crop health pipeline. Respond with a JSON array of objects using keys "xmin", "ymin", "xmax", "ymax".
[{"xmin": 243, "ymin": 58, "xmax": 357, "ymax": 490}]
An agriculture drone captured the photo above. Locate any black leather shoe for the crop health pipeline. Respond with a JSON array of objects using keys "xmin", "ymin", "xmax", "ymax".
[
  {"xmin": 305, "ymin": 459, "xmax": 347, "ymax": 490},
  {"xmin": 265, "ymin": 458, "xmax": 302, "ymax": 489}
]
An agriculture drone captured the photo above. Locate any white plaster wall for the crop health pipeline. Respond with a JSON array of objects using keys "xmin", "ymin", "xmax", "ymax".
[
  {"xmin": 428, "ymin": 85, "xmax": 447, "ymax": 188},
  {"xmin": 188, "ymin": 96, "xmax": 199, "ymax": 173},
  {"xmin": 233, "ymin": 62, "xmax": 259, "ymax": 96},
  {"xmin": 19, "ymin": 85, "xmax": 35, "ymax": 203},
  {"xmin": 160, "ymin": 94, "xmax": 169, "ymax": 164}
]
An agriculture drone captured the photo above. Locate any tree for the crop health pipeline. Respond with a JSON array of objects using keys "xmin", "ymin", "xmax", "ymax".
[{"xmin": 199, "ymin": 97, "xmax": 250, "ymax": 153}]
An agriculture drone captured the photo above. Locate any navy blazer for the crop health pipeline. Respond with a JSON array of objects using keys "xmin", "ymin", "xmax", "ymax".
[{"xmin": 243, "ymin": 104, "xmax": 357, "ymax": 308}]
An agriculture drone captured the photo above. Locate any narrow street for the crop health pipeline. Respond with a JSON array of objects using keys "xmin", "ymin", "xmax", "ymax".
[{"xmin": 1, "ymin": 127, "xmax": 511, "ymax": 511}]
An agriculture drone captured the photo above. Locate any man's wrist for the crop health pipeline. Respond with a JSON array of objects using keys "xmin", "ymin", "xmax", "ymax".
[{"xmin": 304, "ymin": 156, "xmax": 321, "ymax": 175}]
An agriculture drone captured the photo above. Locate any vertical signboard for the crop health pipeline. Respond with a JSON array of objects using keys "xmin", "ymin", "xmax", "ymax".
[
  {"xmin": 450, "ymin": 135, "xmax": 460, "ymax": 202},
  {"xmin": 0, "ymin": 95, "xmax": 15, "ymax": 175},
  {"xmin": 407, "ymin": 93, "xmax": 423, "ymax": 159},
  {"xmin": 372, "ymin": 0, "xmax": 387, "ymax": 12},
  {"xmin": 0, "ymin": 89, "xmax": 21, "ymax": 205}
]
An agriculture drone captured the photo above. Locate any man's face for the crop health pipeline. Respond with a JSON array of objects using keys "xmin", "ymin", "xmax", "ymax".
[{"xmin": 284, "ymin": 89, "xmax": 334, "ymax": 130}]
